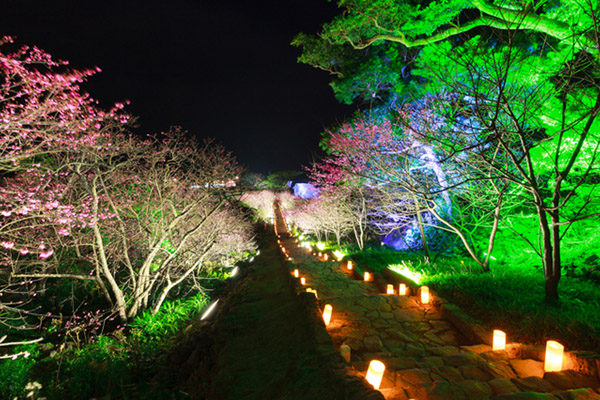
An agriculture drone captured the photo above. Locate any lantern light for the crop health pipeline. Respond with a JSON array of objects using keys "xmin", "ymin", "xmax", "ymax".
[
  {"xmin": 347, "ymin": 261, "xmax": 353, "ymax": 270},
  {"xmin": 323, "ymin": 254, "xmax": 329, "ymax": 261},
  {"xmin": 365, "ymin": 360, "xmax": 385, "ymax": 390},
  {"xmin": 231, "ymin": 267, "xmax": 239, "ymax": 277},
  {"xmin": 399, "ymin": 283, "xmax": 407, "ymax": 296},
  {"xmin": 306, "ymin": 288, "xmax": 318, "ymax": 298},
  {"xmin": 364, "ymin": 272, "xmax": 370, "ymax": 281},
  {"xmin": 544, "ymin": 340, "xmax": 564, "ymax": 372},
  {"xmin": 200, "ymin": 299, "xmax": 219, "ymax": 321},
  {"xmin": 492, "ymin": 330, "xmax": 506, "ymax": 351},
  {"xmin": 420, "ymin": 286, "xmax": 430, "ymax": 304},
  {"xmin": 318, "ymin": 252, "xmax": 322, "ymax": 258},
  {"xmin": 340, "ymin": 344, "xmax": 351, "ymax": 362},
  {"xmin": 386, "ymin": 284, "xmax": 394, "ymax": 295},
  {"xmin": 322, "ymin": 304, "xmax": 332, "ymax": 326},
  {"xmin": 300, "ymin": 277, "xmax": 306, "ymax": 285},
  {"xmin": 293, "ymin": 269, "xmax": 299, "ymax": 278}
]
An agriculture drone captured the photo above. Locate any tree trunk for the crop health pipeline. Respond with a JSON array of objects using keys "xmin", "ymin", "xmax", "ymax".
[
  {"xmin": 537, "ymin": 205, "xmax": 560, "ymax": 305},
  {"xmin": 413, "ymin": 195, "xmax": 430, "ymax": 264}
]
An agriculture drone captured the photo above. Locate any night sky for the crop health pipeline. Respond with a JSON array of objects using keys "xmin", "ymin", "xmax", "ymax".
[{"xmin": 2, "ymin": 0, "xmax": 354, "ymax": 175}]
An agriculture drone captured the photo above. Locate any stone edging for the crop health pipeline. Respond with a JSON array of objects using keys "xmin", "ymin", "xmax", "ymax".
[{"xmin": 367, "ymin": 264, "xmax": 600, "ymax": 382}]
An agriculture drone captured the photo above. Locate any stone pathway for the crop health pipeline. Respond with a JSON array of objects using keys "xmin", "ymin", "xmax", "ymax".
[{"xmin": 276, "ymin": 211, "xmax": 600, "ymax": 399}]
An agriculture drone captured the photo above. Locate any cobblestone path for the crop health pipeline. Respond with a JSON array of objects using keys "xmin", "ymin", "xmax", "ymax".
[{"xmin": 275, "ymin": 206, "xmax": 600, "ymax": 399}]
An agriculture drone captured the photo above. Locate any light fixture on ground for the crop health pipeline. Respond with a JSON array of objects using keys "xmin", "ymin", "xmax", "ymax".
[
  {"xmin": 420, "ymin": 286, "xmax": 430, "ymax": 304},
  {"xmin": 347, "ymin": 261, "xmax": 353, "ymax": 270},
  {"xmin": 230, "ymin": 267, "xmax": 239, "ymax": 277},
  {"xmin": 364, "ymin": 272, "xmax": 370, "ymax": 281},
  {"xmin": 323, "ymin": 254, "xmax": 328, "ymax": 261},
  {"xmin": 200, "ymin": 299, "xmax": 219, "ymax": 321},
  {"xmin": 306, "ymin": 288, "xmax": 318, "ymax": 298},
  {"xmin": 340, "ymin": 344, "xmax": 351, "ymax": 362},
  {"xmin": 322, "ymin": 304, "xmax": 332, "ymax": 326},
  {"xmin": 492, "ymin": 330, "xmax": 506, "ymax": 351},
  {"xmin": 300, "ymin": 277, "xmax": 306, "ymax": 285},
  {"xmin": 399, "ymin": 283, "xmax": 407, "ymax": 296},
  {"xmin": 386, "ymin": 284, "xmax": 394, "ymax": 295},
  {"xmin": 293, "ymin": 269, "xmax": 299, "ymax": 278},
  {"xmin": 365, "ymin": 359, "xmax": 385, "ymax": 390},
  {"xmin": 544, "ymin": 340, "xmax": 564, "ymax": 372}
]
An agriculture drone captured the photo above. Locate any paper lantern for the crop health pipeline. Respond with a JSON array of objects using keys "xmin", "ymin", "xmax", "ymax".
[
  {"xmin": 323, "ymin": 254, "xmax": 329, "ymax": 261},
  {"xmin": 322, "ymin": 304, "xmax": 332, "ymax": 326},
  {"xmin": 340, "ymin": 344, "xmax": 351, "ymax": 362},
  {"xmin": 293, "ymin": 269, "xmax": 299, "ymax": 278},
  {"xmin": 492, "ymin": 330, "xmax": 506, "ymax": 351},
  {"xmin": 306, "ymin": 288, "xmax": 318, "ymax": 298},
  {"xmin": 365, "ymin": 360, "xmax": 385, "ymax": 390},
  {"xmin": 420, "ymin": 286, "xmax": 430, "ymax": 304},
  {"xmin": 399, "ymin": 283, "xmax": 407, "ymax": 296},
  {"xmin": 544, "ymin": 340, "xmax": 564, "ymax": 372},
  {"xmin": 364, "ymin": 271, "xmax": 370, "ymax": 281},
  {"xmin": 347, "ymin": 261, "xmax": 353, "ymax": 270},
  {"xmin": 300, "ymin": 277, "xmax": 306, "ymax": 285},
  {"xmin": 386, "ymin": 284, "xmax": 394, "ymax": 295},
  {"xmin": 281, "ymin": 247, "xmax": 286, "ymax": 253},
  {"xmin": 318, "ymin": 252, "xmax": 322, "ymax": 257}
]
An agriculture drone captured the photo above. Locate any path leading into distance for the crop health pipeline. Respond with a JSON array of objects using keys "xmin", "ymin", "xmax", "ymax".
[{"xmin": 170, "ymin": 202, "xmax": 600, "ymax": 399}]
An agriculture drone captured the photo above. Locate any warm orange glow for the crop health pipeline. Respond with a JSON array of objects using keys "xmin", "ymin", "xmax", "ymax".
[
  {"xmin": 420, "ymin": 286, "xmax": 430, "ymax": 304},
  {"xmin": 306, "ymin": 288, "xmax": 318, "ymax": 298},
  {"xmin": 323, "ymin": 254, "xmax": 329, "ymax": 261},
  {"xmin": 544, "ymin": 340, "xmax": 564, "ymax": 372},
  {"xmin": 300, "ymin": 277, "xmax": 306, "ymax": 285},
  {"xmin": 364, "ymin": 271, "xmax": 370, "ymax": 281},
  {"xmin": 365, "ymin": 360, "xmax": 385, "ymax": 389},
  {"xmin": 347, "ymin": 261, "xmax": 353, "ymax": 270},
  {"xmin": 340, "ymin": 344, "xmax": 351, "ymax": 362},
  {"xmin": 318, "ymin": 252, "xmax": 322, "ymax": 257},
  {"xmin": 386, "ymin": 284, "xmax": 394, "ymax": 295},
  {"xmin": 281, "ymin": 247, "xmax": 286, "ymax": 253},
  {"xmin": 492, "ymin": 330, "xmax": 506, "ymax": 351},
  {"xmin": 293, "ymin": 269, "xmax": 299, "ymax": 278},
  {"xmin": 399, "ymin": 283, "xmax": 407, "ymax": 296},
  {"xmin": 322, "ymin": 304, "xmax": 332, "ymax": 326},
  {"xmin": 308, "ymin": 247, "xmax": 312, "ymax": 252}
]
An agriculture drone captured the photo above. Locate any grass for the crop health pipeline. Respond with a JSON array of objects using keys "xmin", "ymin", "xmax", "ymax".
[{"xmin": 1, "ymin": 293, "xmax": 211, "ymax": 400}]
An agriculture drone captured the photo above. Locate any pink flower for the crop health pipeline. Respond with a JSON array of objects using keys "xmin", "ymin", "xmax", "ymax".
[
  {"xmin": 2, "ymin": 241, "xmax": 14, "ymax": 249},
  {"xmin": 20, "ymin": 248, "xmax": 29, "ymax": 255},
  {"xmin": 39, "ymin": 250, "xmax": 54, "ymax": 259},
  {"xmin": 1, "ymin": 210, "xmax": 11, "ymax": 217},
  {"xmin": 57, "ymin": 228, "xmax": 69, "ymax": 236}
]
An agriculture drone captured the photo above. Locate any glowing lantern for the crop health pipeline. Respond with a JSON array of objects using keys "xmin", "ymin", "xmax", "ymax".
[
  {"xmin": 293, "ymin": 269, "xmax": 299, "ymax": 278},
  {"xmin": 386, "ymin": 284, "xmax": 394, "ymax": 295},
  {"xmin": 318, "ymin": 252, "xmax": 322, "ymax": 258},
  {"xmin": 364, "ymin": 272, "xmax": 370, "ymax": 281},
  {"xmin": 282, "ymin": 247, "xmax": 286, "ymax": 253},
  {"xmin": 231, "ymin": 267, "xmax": 239, "ymax": 277},
  {"xmin": 365, "ymin": 360, "xmax": 385, "ymax": 389},
  {"xmin": 308, "ymin": 247, "xmax": 312, "ymax": 252},
  {"xmin": 306, "ymin": 288, "xmax": 318, "ymax": 298},
  {"xmin": 340, "ymin": 344, "xmax": 351, "ymax": 362},
  {"xmin": 200, "ymin": 299, "xmax": 219, "ymax": 321},
  {"xmin": 420, "ymin": 286, "xmax": 430, "ymax": 304},
  {"xmin": 492, "ymin": 330, "xmax": 506, "ymax": 351},
  {"xmin": 399, "ymin": 283, "xmax": 407, "ymax": 296},
  {"xmin": 300, "ymin": 277, "xmax": 306, "ymax": 285},
  {"xmin": 322, "ymin": 304, "xmax": 332, "ymax": 326},
  {"xmin": 323, "ymin": 254, "xmax": 329, "ymax": 261},
  {"xmin": 544, "ymin": 340, "xmax": 564, "ymax": 372},
  {"xmin": 347, "ymin": 261, "xmax": 353, "ymax": 270}
]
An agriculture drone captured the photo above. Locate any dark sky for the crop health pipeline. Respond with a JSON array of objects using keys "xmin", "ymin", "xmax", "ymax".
[{"xmin": 2, "ymin": 0, "xmax": 353, "ymax": 175}]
